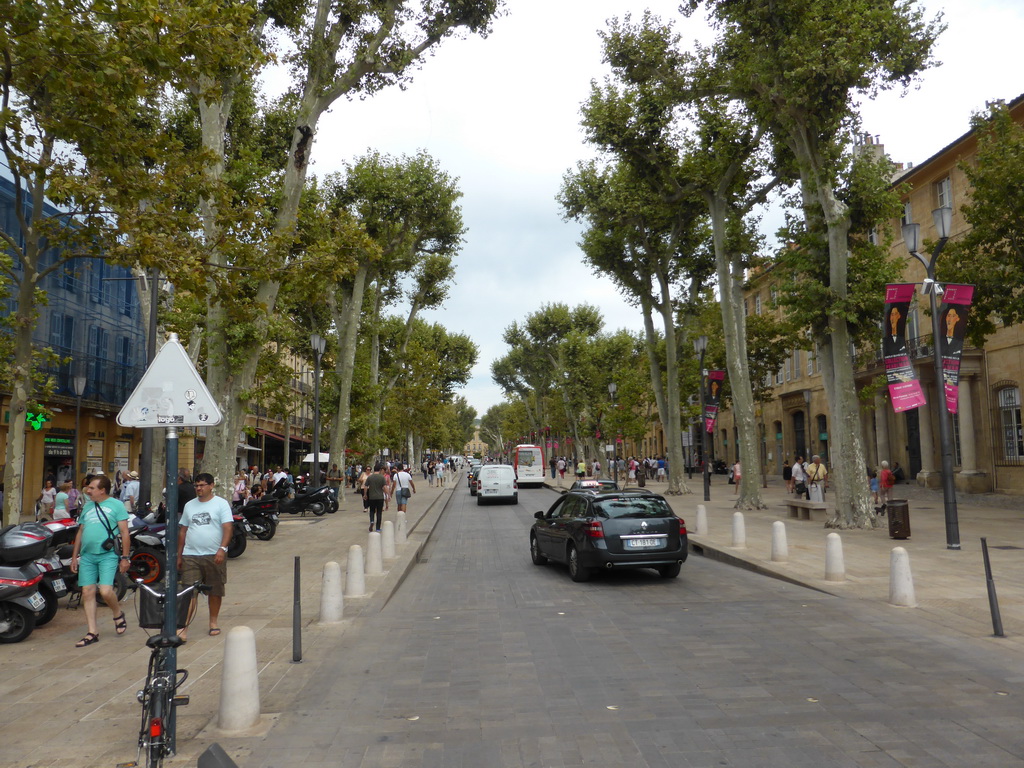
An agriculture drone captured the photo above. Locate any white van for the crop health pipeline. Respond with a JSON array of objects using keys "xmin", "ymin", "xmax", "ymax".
[{"xmin": 476, "ymin": 464, "xmax": 518, "ymax": 505}]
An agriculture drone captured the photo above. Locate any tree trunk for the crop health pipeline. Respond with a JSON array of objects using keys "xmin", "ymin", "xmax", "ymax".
[
  {"xmin": 327, "ymin": 264, "xmax": 369, "ymax": 503},
  {"xmin": 2, "ymin": 279, "xmax": 37, "ymax": 525},
  {"xmin": 789, "ymin": 133, "xmax": 876, "ymax": 529},
  {"xmin": 656, "ymin": 274, "xmax": 691, "ymax": 496},
  {"xmin": 707, "ymin": 196, "xmax": 764, "ymax": 509}
]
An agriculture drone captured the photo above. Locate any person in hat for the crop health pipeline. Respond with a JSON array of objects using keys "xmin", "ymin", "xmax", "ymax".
[{"xmin": 120, "ymin": 470, "xmax": 141, "ymax": 515}]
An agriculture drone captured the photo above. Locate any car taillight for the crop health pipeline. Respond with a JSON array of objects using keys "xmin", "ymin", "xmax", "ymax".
[
  {"xmin": 0, "ymin": 573, "xmax": 43, "ymax": 588},
  {"xmin": 585, "ymin": 520, "xmax": 603, "ymax": 538},
  {"xmin": 677, "ymin": 517, "xmax": 687, "ymax": 535}
]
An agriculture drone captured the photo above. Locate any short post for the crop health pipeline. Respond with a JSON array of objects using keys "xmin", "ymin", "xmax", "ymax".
[
  {"xmin": 366, "ymin": 531, "xmax": 383, "ymax": 575},
  {"xmin": 318, "ymin": 561, "xmax": 343, "ymax": 623},
  {"xmin": 345, "ymin": 545, "xmax": 365, "ymax": 597},
  {"xmin": 381, "ymin": 520, "xmax": 396, "ymax": 559},
  {"xmin": 217, "ymin": 626, "xmax": 260, "ymax": 732},
  {"xmin": 770, "ymin": 521, "xmax": 788, "ymax": 562},
  {"xmin": 695, "ymin": 504, "xmax": 708, "ymax": 536},
  {"xmin": 888, "ymin": 546, "xmax": 917, "ymax": 607},
  {"xmin": 824, "ymin": 532, "xmax": 845, "ymax": 582},
  {"xmin": 291, "ymin": 556, "xmax": 302, "ymax": 662},
  {"xmin": 730, "ymin": 511, "xmax": 745, "ymax": 548},
  {"xmin": 981, "ymin": 537, "xmax": 1006, "ymax": 637},
  {"xmin": 396, "ymin": 511, "xmax": 407, "ymax": 545}
]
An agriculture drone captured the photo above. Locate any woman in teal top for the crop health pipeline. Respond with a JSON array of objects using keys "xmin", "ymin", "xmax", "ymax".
[{"xmin": 53, "ymin": 481, "xmax": 71, "ymax": 520}]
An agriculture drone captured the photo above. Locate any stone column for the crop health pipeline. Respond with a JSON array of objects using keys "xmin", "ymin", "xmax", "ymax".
[
  {"xmin": 874, "ymin": 392, "xmax": 890, "ymax": 466},
  {"xmin": 955, "ymin": 377, "xmax": 989, "ymax": 493},
  {"xmin": 917, "ymin": 393, "xmax": 937, "ymax": 480}
]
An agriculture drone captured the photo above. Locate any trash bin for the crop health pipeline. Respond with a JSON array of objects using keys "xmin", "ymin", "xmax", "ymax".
[{"xmin": 887, "ymin": 499, "xmax": 911, "ymax": 540}]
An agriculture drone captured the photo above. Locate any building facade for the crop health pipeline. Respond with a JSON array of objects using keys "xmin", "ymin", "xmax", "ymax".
[{"xmin": 713, "ymin": 94, "xmax": 1024, "ymax": 495}]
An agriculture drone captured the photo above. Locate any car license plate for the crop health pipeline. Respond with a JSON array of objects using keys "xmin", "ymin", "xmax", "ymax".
[
  {"xmin": 626, "ymin": 538, "xmax": 660, "ymax": 548},
  {"xmin": 484, "ymin": 489, "xmax": 498, "ymax": 494},
  {"xmin": 28, "ymin": 592, "xmax": 46, "ymax": 611},
  {"xmin": 51, "ymin": 578, "xmax": 67, "ymax": 594}
]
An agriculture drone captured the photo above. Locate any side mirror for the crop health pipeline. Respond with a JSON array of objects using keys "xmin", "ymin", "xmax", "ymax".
[{"xmin": 534, "ymin": 511, "xmax": 545, "ymax": 520}]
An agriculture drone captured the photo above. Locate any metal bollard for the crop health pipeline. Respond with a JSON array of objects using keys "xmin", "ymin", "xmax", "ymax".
[
  {"xmin": 292, "ymin": 556, "xmax": 302, "ymax": 663},
  {"xmin": 981, "ymin": 537, "xmax": 1006, "ymax": 637}
]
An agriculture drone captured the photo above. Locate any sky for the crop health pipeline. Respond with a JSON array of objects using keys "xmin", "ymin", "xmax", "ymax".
[{"xmin": 309, "ymin": 0, "xmax": 1024, "ymax": 420}]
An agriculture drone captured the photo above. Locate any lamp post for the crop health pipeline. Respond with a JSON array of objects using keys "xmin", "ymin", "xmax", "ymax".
[
  {"xmin": 694, "ymin": 335, "xmax": 710, "ymax": 501},
  {"xmin": 310, "ymin": 333, "xmax": 326, "ymax": 487},
  {"xmin": 72, "ymin": 375, "xmax": 87, "ymax": 483},
  {"xmin": 608, "ymin": 382, "xmax": 617, "ymax": 485},
  {"xmin": 902, "ymin": 205, "xmax": 960, "ymax": 550}
]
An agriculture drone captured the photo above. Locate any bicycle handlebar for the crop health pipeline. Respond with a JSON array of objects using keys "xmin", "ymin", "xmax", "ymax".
[{"xmin": 131, "ymin": 579, "xmax": 212, "ymax": 599}]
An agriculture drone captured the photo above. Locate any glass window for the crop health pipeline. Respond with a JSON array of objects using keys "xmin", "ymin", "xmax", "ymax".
[
  {"xmin": 792, "ymin": 349, "xmax": 801, "ymax": 380},
  {"xmin": 901, "ymin": 200, "xmax": 913, "ymax": 227},
  {"xmin": 754, "ymin": 294, "xmax": 762, "ymax": 315},
  {"xmin": 998, "ymin": 387, "xmax": 1023, "ymax": 461},
  {"xmin": 594, "ymin": 496, "xmax": 673, "ymax": 519},
  {"xmin": 936, "ymin": 177, "xmax": 952, "ymax": 209}
]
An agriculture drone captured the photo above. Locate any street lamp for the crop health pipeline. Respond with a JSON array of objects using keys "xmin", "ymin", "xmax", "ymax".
[
  {"xmin": 310, "ymin": 333, "xmax": 326, "ymax": 487},
  {"xmin": 72, "ymin": 375, "xmax": 87, "ymax": 483},
  {"xmin": 693, "ymin": 335, "xmax": 710, "ymax": 501},
  {"xmin": 608, "ymin": 382, "xmax": 617, "ymax": 485},
  {"xmin": 902, "ymin": 205, "xmax": 959, "ymax": 550}
]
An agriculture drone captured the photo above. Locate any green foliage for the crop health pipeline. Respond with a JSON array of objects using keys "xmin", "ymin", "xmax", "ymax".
[{"xmin": 942, "ymin": 101, "xmax": 1024, "ymax": 345}]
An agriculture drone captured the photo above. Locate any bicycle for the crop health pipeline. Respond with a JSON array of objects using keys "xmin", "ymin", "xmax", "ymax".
[{"xmin": 118, "ymin": 579, "xmax": 210, "ymax": 768}]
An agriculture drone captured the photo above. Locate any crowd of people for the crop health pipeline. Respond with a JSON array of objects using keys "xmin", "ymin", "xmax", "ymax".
[
  {"xmin": 546, "ymin": 455, "xmax": 670, "ymax": 487},
  {"xmin": 783, "ymin": 455, "xmax": 906, "ymax": 508}
]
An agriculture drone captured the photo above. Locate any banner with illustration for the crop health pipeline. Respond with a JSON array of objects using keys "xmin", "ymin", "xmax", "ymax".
[
  {"xmin": 938, "ymin": 284, "xmax": 974, "ymax": 414},
  {"xmin": 703, "ymin": 370, "xmax": 726, "ymax": 433},
  {"xmin": 883, "ymin": 283, "xmax": 927, "ymax": 413}
]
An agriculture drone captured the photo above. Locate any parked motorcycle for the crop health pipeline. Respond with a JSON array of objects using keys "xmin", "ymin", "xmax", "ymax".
[
  {"xmin": 127, "ymin": 519, "xmax": 167, "ymax": 585},
  {"xmin": 233, "ymin": 499, "xmax": 279, "ymax": 541},
  {"xmin": 273, "ymin": 480, "xmax": 333, "ymax": 517},
  {"xmin": 227, "ymin": 514, "xmax": 247, "ymax": 558},
  {"xmin": 0, "ymin": 523, "xmax": 51, "ymax": 643}
]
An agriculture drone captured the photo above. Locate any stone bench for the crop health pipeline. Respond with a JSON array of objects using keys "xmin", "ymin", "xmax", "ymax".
[{"xmin": 783, "ymin": 498, "xmax": 828, "ymax": 521}]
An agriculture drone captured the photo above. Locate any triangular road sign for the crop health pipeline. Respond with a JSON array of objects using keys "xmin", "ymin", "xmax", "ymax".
[{"xmin": 117, "ymin": 335, "xmax": 223, "ymax": 428}]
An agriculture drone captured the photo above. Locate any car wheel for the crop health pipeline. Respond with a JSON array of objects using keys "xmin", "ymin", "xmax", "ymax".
[
  {"xmin": 658, "ymin": 562, "xmax": 681, "ymax": 579},
  {"xmin": 530, "ymin": 535, "xmax": 547, "ymax": 565},
  {"xmin": 567, "ymin": 544, "xmax": 591, "ymax": 582},
  {"xmin": 512, "ymin": 494, "xmax": 518, "ymax": 504}
]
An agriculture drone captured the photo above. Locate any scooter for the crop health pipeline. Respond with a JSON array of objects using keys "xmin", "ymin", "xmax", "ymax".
[
  {"xmin": 273, "ymin": 481, "xmax": 334, "ymax": 517},
  {"xmin": 226, "ymin": 514, "xmax": 247, "ymax": 558},
  {"xmin": 0, "ymin": 523, "xmax": 51, "ymax": 643},
  {"xmin": 127, "ymin": 519, "xmax": 167, "ymax": 585},
  {"xmin": 39, "ymin": 518, "xmax": 129, "ymax": 611},
  {"xmin": 233, "ymin": 500, "xmax": 278, "ymax": 541}
]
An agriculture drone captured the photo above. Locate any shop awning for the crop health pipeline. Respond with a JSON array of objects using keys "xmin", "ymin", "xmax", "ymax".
[{"xmin": 254, "ymin": 428, "xmax": 310, "ymax": 444}]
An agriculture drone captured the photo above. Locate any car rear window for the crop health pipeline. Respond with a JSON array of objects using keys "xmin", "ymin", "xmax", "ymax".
[{"xmin": 594, "ymin": 496, "xmax": 673, "ymax": 519}]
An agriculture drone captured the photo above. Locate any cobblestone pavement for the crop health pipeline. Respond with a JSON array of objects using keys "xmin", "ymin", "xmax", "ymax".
[{"xmin": 247, "ymin": 482, "xmax": 1024, "ymax": 768}]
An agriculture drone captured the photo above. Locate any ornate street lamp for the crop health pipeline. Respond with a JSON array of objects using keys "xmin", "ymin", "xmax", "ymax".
[
  {"xmin": 72, "ymin": 375, "xmax": 87, "ymax": 482},
  {"xmin": 902, "ymin": 206, "xmax": 959, "ymax": 550}
]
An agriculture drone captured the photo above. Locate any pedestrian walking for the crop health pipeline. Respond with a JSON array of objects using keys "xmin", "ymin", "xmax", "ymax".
[
  {"xmin": 732, "ymin": 460, "xmax": 741, "ymax": 494},
  {"xmin": 37, "ymin": 479, "xmax": 57, "ymax": 519},
  {"xmin": 327, "ymin": 463, "xmax": 343, "ymax": 498},
  {"xmin": 783, "ymin": 458, "xmax": 793, "ymax": 493},
  {"xmin": 363, "ymin": 463, "xmax": 390, "ymax": 532},
  {"xmin": 69, "ymin": 475, "xmax": 131, "ymax": 647},
  {"xmin": 120, "ymin": 470, "xmax": 140, "ymax": 514},
  {"xmin": 556, "ymin": 457, "xmax": 566, "ymax": 485},
  {"xmin": 176, "ymin": 472, "xmax": 233, "ymax": 639},
  {"xmin": 393, "ymin": 463, "xmax": 416, "ymax": 515},
  {"xmin": 878, "ymin": 460, "xmax": 895, "ymax": 512}
]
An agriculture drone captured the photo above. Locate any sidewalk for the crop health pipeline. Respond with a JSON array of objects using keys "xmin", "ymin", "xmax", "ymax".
[
  {"xmin": 552, "ymin": 470, "xmax": 1024, "ymax": 651},
  {"xmin": 0, "ymin": 476, "xmax": 454, "ymax": 768}
]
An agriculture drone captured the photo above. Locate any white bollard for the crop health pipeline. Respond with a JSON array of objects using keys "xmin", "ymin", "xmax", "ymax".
[
  {"xmin": 345, "ymin": 545, "xmax": 365, "ymax": 597},
  {"xmin": 217, "ymin": 626, "xmax": 260, "ymax": 732},
  {"xmin": 731, "ymin": 512, "xmax": 746, "ymax": 548},
  {"xmin": 824, "ymin": 532, "xmax": 845, "ymax": 582},
  {"xmin": 319, "ymin": 561, "xmax": 344, "ymax": 623},
  {"xmin": 889, "ymin": 546, "xmax": 917, "ymax": 607},
  {"xmin": 381, "ymin": 520, "xmax": 396, "ymax": 559},
  {"xmin": 695, "ymin": 504, "xmax": 708, "ymax": 536},
  {"xmin": 396, "ymin": 511, "xmax": 408, "ymax": 546},
  {"xmin": 771, "ymin": 520, "xmax": 788, "ymax": 562},
  {"xmin": 366, "ymin": 531, "xmax": 383, "ymax": 575}
]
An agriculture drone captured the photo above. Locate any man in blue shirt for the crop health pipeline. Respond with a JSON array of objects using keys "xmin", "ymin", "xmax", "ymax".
[{"xmin": 176, "ymin": 472, "xmax": 233, "ymax": 638}]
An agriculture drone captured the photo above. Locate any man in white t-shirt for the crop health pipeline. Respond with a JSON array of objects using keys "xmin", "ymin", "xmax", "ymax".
[
  {"xmin": 272, "ymin": 466, "xmax": 288, "ymax": 489},
  {"xmin": 392, "ymin": 463, "xmax": 417, "ymax": 513},
  {"xmin": 177, "ymin": 472, "xmax": 233, "ymax": 638}
]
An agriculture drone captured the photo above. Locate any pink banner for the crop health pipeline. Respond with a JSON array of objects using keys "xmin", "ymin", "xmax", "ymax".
[
  {"xmin": 703, "ymin": 370, "xmax": 726, "ymax": 433},
  {"xmin": 883, "ymin": 284, "xmax": 926, "ymax": 413},
  {"xmin": 938, "ymin": 284, "xmax": 974, "ymax": 414}
]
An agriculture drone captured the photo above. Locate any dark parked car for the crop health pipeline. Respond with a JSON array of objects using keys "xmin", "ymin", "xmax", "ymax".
[
  {"xmin": 530, "ymin": 488, "xmax": 687, "ymax": 582},
  {"xmin": 567, "ymin": 478, "xmax": 619, "ymax": 492},
  {"xmin": 469, "ymin": 465, "xmax": 485, "ymax": 496}
]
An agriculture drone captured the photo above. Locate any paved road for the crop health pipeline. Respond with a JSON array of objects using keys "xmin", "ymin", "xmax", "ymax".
[{"xmin": 249, "ymin": 484, "xmax": 1024, "ymax": 768}]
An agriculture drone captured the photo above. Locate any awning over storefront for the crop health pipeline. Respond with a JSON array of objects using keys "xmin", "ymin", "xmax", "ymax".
[{"xmin": 254, "ymin": 428, "xmax": 310, "ymax": 444}]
